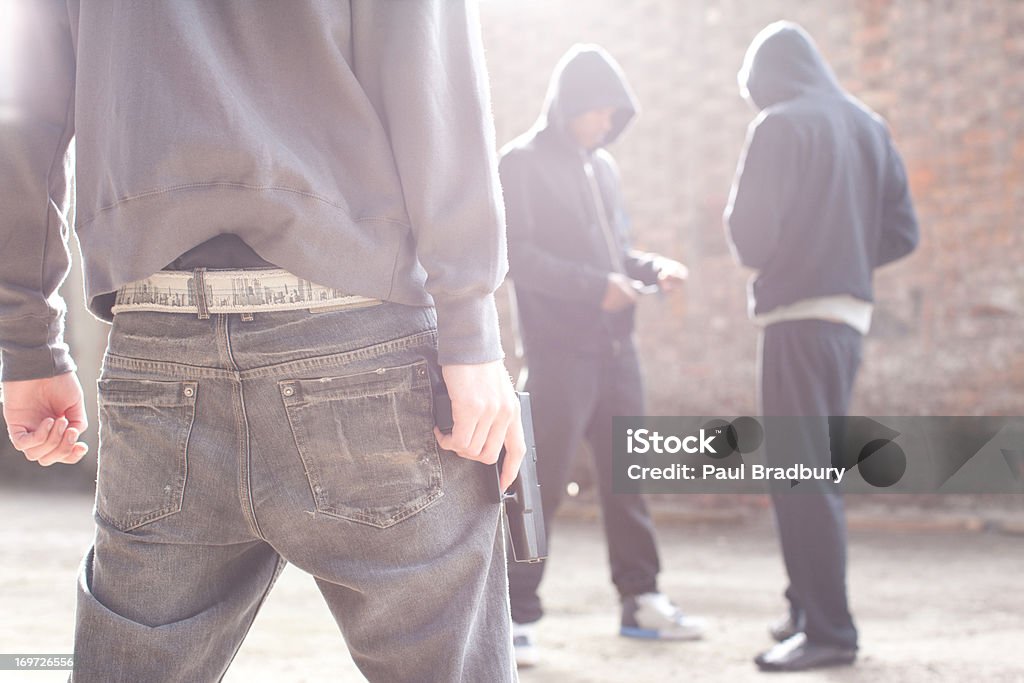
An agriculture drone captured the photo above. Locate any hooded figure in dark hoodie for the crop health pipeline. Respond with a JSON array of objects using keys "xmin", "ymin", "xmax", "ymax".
[
  {"xmin": 725, "ymin": 22, "xmax": 918, "ymax": 672},
  {"xmin": 499, "ymin": 44, "xmax": 700, "ymax": 666}
]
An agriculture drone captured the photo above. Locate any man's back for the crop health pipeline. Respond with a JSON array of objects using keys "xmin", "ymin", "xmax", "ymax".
[
  {"xmin": 725, "ymin": 22, "xmax": 918, "ymax": 317},
  {"xmin": 7, "ymin": 0, "xmax": 507, "ymax": 365}
]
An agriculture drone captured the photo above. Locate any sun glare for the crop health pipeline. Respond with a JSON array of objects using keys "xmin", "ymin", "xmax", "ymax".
[{"xmin": 0, "ymin": 0, "xmax": 19, "ymax": 122}]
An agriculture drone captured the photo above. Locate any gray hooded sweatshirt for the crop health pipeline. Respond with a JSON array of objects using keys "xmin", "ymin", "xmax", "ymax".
[
  {"xmin": 499, "ymin": 44, "xmax": 661, "ymax": 355},
  {"xmin": 724, "ymin": 21, "xmax": 919, "ymax": 318},
  {"xmin": 0, "ymin": 1, "xmax": 507, "ymax": 381}
]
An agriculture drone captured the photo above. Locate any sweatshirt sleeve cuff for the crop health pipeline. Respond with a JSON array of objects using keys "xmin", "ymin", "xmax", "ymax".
[
  {"xmin": 433, "ymin": 293, "xmax": 504, "ymax": 366},
  {"xmin": 0, "ymin": 316, "xmax": 76, "ymax": 382}
]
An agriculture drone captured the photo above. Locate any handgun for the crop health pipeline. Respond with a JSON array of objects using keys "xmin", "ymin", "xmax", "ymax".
[{"xmin": 433, "ymin": 389, "xmax": 547, "ymax": 563}]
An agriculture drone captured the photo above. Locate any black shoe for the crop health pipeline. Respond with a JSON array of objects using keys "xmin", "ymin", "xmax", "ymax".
[
  {"xmin": 755, "ymin": 633, "xmax": 856, "ymax": 672},
  {"xmin": 768, "ymin": 614, "xmax": 799, "ymax": 642}
]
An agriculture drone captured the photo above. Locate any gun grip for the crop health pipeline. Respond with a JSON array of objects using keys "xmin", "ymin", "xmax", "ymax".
[{"xmin": 433, "ymin": 390, "xmax": 547, "ymax": 563}]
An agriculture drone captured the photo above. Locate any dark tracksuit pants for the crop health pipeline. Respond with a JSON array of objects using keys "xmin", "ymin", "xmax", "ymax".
[
  {"xmin": 508, "ymin": 340, "xmax": 661, "ymax": 624},
  {"xmin": 760, "ymin": 319, "xmax": 861, "ymax": 650}
]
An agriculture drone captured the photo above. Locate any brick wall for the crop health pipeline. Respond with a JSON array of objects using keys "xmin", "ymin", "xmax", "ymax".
[{"xmin": 481, "ymin": 0, "xmax": 1024, "ymax": 416}]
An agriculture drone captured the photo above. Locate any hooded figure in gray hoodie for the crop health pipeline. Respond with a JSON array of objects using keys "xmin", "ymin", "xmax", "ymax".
[
  {"xmin": 725, "ymin": 21, "xmax": 918, "ymax": 673},
  {"xmin": 499, "ymin": 44, "xmax": 700, "ymax": 667}
]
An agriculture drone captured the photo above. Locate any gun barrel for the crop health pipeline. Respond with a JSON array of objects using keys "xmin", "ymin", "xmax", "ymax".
[{"xmin": 502, "ymin": 393, "xmax": 547, "ymax": 562}]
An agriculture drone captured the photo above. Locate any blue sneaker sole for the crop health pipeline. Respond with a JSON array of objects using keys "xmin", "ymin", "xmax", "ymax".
[{"xmin": 620, "ymin": 626, "xmax": 663, "ymax": 639}]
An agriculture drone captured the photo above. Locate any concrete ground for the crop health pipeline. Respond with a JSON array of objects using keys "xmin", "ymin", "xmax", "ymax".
[{"xmin": 0, "ymin": 490, "xmax": 1022, "ymax": 683}]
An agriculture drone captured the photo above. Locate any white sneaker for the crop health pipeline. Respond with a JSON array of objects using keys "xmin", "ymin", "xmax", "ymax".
[
  {"xmin": 512, "ymin": 621, "xmax": 540, "ymax": 668},
  {"xmin": 620, "ymin": 592, "xmax": 706, "ymax": 640}
]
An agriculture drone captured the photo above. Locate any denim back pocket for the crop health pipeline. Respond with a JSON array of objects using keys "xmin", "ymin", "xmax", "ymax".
[
  {"xmin": 279, "ymin": 359, "xmax": 443, "ymax": 528},
  {"xmin": 95, "ymin": 378, "xmax": 197, "ymax": 532}
]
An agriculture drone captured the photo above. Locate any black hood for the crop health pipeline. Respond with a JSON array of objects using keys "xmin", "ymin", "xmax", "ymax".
[
  {"xmin": 738, "ymin": 21, "xmax": 843, "ymax": 110},
  {"xmin": 538, "ymin": 44, "xmax": 639, "ymax": 147}
]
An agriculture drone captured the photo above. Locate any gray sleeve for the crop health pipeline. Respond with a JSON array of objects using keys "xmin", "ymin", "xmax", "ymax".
[
  {"xmin": 0, "ymin": 1, "xmax": 77, "ymax": 382},
  {"xmin": 723, "ymin": 113, "xmax": 795, "ymax": 271},
  {"xmin": 874, "ymin": 133, "xmax": 919, "ymax": 268},
  {"xmin": 602, "ymin": 154, "xmax": 659, "ymax": 286},
  {"xmin": 350, "ymin": 0, "xmax": 506, "ymax": 365}
]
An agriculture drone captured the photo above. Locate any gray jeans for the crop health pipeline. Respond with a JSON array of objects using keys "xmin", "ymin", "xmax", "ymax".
[{"xmin": 72, "ymin": 302, "xmax": 514, "ymax": 682}]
